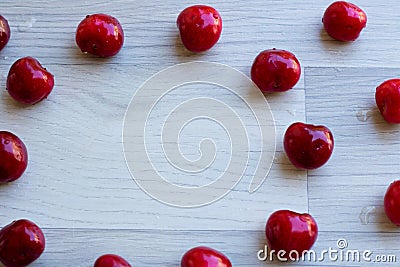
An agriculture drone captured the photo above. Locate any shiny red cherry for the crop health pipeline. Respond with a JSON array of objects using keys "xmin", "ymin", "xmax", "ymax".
[
  {"xmin": 181, "ymin": 246, "xmax": 232, "ymax": 267},
  {"xmin": 265, "ymin": 210, "xmax": 318, "ymax": 260},
  {"xmin": 0, "ymin": 131, "xmax": 28, "ymax": 183},
  {"xmin": 0, "ymin": 219, "xmax": 45, "ymax": 267},
  {"xmin": 0, "ymin": 15, "xmax": 10, "ymax": 51},
  {"xmin": 76, "ymin": 14, "xmax": 124, "ymax": 57},
  {"xmin": 375, "ymin": 79, "xmax": 400, "ymax": 124},
  {"xmin": 177, "ymin": 5, "xmax": 222, "ymax": 52},
  {"xmin": 7, "ymin": 57, "xmax": 54, "ymax": 105},
  {"xmin": 251, "ymin": 49, "xmax": 301, "ymax": 92},
  {"xmin": 284, "ymin": 122, "xmax": 334, "ymax": 170},
  {"xmin": 384, "ymin": 180, "xmax": 400, "ymax": 226},
  {"xmin": 94, "ymin": 254, "xmax": 131, "ymax": 267},
  {"xmin": 322, "ymin": 1, "xmax": 367, "ymax": 41}
]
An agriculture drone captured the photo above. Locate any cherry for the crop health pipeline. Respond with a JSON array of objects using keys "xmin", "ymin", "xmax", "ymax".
[
  {"xmin": 7, "ymin": 57, "xmax": 54, "ymax": 105},
  {"xmin": 0, "ymin": 219, "xmax": 45, "ymax": 267},
  {"xmin": 322, "ymin": 1, "xmax": 367, "ymax": 41},
  {"xmin": 0, "ymin": 15, "xmax": 10, "ymax": 51},
  {"xmin": 251, "ymin": 49, "xmax": 301, "ymax": 92},
  {"xmin": 177, "ymin": 5, "xmax": 222, "ymax": 52},
  {"xmin": 375, "ymin": 79, "xmax": 400, "ymax": 124},
  {"xmin": 265, "ymin": 210, "xmax": 318, "ymax": 260},
  {"xmin": 384, "ymin": 180, "xmax": 400, "ymax": 226},
  {"xmin": 94, "ymin": 254, "xmax": 131, "ymax": 267},
  {"xmin": 181, "ymin": 246, "xmax": 232, "ymax": 267},
  {"xmin": 76, "ymin": 14, "xmax": 124, "ymax": 57},
  {"xmin": 284, "ymin": 122, "xmax": 334, "ymax": 170},
  {"xmin": 0, "ymin": 131, "xmax": 28, "ymax": 183}
]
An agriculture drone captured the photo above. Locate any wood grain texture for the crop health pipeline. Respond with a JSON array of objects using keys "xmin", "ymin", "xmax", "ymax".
[
  {"xmin": 24, "ymin": 229, "xmax": 400, "ymax": 266},
  {"xmin": 306, "ymin": 67, "xmax": 400, "ymax": 233},
  {"xmin": 0, "ymin": 0, "xmax": 399, "ymax": 266},
  {"xmin": 0, "ymin": 65, "xmax": 307, "ymax": 230}
]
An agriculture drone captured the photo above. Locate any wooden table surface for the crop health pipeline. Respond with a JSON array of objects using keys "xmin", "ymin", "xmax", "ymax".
[{"xmin": 1, "ymin": 0, "xmax": 400, "ymax": 266}]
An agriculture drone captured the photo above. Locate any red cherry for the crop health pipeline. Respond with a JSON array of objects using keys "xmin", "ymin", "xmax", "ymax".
[
  {"xmin": 7, "ymin": 57, "xmax": 54, "ymax": 105},
  {"xmin": 322, "ymin": 1, "xmax": 367, "ymax": 41},
  {"xmin": 375, "ymin": 79, "xmax": 400, "ymax": 124},
  {"xmin": 251, "ymin": 49, "xmax": 301, "ymax": 92},
  {"xmin": 181, "ymin": 246, "xmax": 232, "ymax": 267},
  {"xmin": 94, "ymin": 254, "xmax": 131, "ymax": 267},
  {"xmin": 284, "ymin": 122, "xmax": 334, "ymax": 170},
  {"xmin": 265, "ymin": 210, "xmax": 318, "ymax": 260},
  {"xmin": 384, "ymin": 180, "xmax": 400, "ymax": 226},
  {"xmin": 76, "ymin": 14, "xmax": 124, "ymax": 57},
  {"xmin": 0, "ymin": 219, "xmax": 45, "ymax": 267},
  {"xmin": 0, "ymin": 131, "xmax": 28, "ymax": 183},
  {"xmin": 177, "ymin": 5, "xmax": 222, "ymax": 52},
  {"xmin": 0, "ymin": 15, "xmax": 10, "ymax": 51}
]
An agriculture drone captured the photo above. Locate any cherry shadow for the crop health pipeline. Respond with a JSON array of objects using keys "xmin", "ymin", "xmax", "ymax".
[
  {"xmin": 374, "ymin": 204, "xmax": 400, "ymax": 233},
  {"xmin": 69, "ymin": 38, "xmax": 115, "ymax": 65},
  {"xmin": 371, "ymin": 107, "xmax": 400, "ymax": 133},
  {"xmin": 319, "ymin": 27, "xmax": 353, "ymax": 51},
  {"xmin": 173, "ymin": 33, "xmax": 206, "ymax": 63},
  {"xmin": 0, "ymin": 89, "xmax": 47, "ymax": 111},
  {"xmin": 0, "ymin": 182, "xmax": 13, "ymax": 188}
]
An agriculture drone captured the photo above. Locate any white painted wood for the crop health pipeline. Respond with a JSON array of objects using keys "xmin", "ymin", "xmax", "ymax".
[
  {"xmin": 16, "ymin": 229, "xmax": 400, "ymax": 266},
  {"xmin": 0, "ymin": 63, "xmax": 307, "ymax": 230},
  {"xmin": 0, "ymin": 0, "xmax": 400, "ymax": 69},
  {"xmin": 306, "ymin": 67, "xmax": 400, "ymax": 235},
  {"xmin": 0, "ymin": 0, "xmax": 399, "ymax": 266}
]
